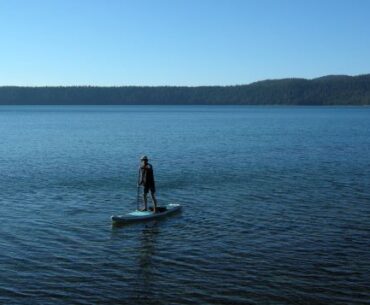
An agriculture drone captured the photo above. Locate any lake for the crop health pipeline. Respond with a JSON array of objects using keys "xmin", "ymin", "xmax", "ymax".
[{"xmin": 0, "ymin": 106, "xmax": 369, "ymax": 305}]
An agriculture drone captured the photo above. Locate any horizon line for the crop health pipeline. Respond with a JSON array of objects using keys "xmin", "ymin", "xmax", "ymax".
[{"xmin": 0, "ymin": 73, "xmax": 368, "ymax": 88}]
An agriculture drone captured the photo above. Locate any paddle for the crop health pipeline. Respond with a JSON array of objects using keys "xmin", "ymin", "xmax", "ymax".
[
  {"xmin": 136, "ymin": 185, "xmax": 141, "ymax": 211},
  {"xmin": 137, "ymin": 164, "xmax": 142, "ymax": 211}
]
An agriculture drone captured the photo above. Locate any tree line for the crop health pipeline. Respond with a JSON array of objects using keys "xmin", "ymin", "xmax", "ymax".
[{"xmin": 0, "ymin": 74, "xmax": 369, "ymax": 105}]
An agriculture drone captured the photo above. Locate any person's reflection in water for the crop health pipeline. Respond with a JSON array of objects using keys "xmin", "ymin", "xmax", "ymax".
[
  {"xmin": 135, "ymin": 221, "xmax": 161, "ymax": 304},
  {"xmin": 139, "ymin": 222, "xmax": 159, "ymax": 268}
]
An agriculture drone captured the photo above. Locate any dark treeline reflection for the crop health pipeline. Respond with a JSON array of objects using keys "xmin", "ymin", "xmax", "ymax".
[{"xmin": 1, "ymin": 74, "xmax": 370, "ymax": 105}]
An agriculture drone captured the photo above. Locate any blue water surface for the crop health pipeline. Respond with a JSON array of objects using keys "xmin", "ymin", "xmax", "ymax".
[{"xmin": 0, "ymin": 106, "xmax": 369, "ymax": 305}]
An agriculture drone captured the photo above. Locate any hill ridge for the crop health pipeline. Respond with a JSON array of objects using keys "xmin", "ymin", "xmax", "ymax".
[{"xmin": 1, "ymin": 74, "xmax": 370, "ymax": 105}]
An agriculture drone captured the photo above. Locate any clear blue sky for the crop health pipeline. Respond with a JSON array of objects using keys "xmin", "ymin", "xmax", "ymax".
[{"xmin": 0, "ymin": 0, "xmax": 369, "ymax": 86}]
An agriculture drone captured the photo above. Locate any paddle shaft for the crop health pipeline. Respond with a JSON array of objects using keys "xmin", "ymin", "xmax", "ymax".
[
  {"xmin": 137, "ymin": 165, "xmax": 142, "ymax": 210},
  {"xmin": 136, "ymin": 186, "xmax": 141, "ymax": 210}
]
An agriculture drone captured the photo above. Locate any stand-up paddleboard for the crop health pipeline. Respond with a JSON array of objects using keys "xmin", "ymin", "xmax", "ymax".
[{"xmin": 111, "ymin": 203, "xmax": 182, "ymax": 225}]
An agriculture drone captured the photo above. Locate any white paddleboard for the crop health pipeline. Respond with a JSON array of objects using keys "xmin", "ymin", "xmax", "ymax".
[{"xmin": 111, "ymin": 203, "xmax": 182, "ymax": 225}]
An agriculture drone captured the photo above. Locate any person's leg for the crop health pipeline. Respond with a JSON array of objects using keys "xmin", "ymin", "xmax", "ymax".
[
  {"xmin": 150, "ymin": 190, "xmax": 157, "ymax": 212},
  {"xmin": 143, "ymin": 190, "xmax": 148, "ymax": 211}
]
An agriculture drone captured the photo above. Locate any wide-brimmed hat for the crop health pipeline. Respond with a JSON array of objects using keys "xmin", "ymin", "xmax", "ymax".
[{"xmin": 140, "ymin": 155, "xmax": 148, "ymax": 161}]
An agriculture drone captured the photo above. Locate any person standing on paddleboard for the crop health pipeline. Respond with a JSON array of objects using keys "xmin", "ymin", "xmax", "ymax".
[{"xmin": 138, "ymin": 155, "xmax": 158, "ymax": 212}]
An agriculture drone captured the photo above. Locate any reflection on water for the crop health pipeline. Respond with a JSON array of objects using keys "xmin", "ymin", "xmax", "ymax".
[
  {"xmin": 137, "ymin": 223, "xmax": 160, "ymax": 302},
  {"xmin": 110, "ymin": 221, "xmax": 162, "ymax": 304},
  {"xmin": 139, "ymin": 223, "xmax": 159, "ymax": 272}
]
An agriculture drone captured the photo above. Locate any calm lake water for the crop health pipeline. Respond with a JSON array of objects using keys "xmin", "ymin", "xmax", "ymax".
[{"xmin": 0, "ymin": 106, "xmax": 369, "ymax": 305}]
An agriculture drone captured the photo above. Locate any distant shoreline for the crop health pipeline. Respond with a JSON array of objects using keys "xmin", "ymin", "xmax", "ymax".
[
  {"xmin": 0, "ymin": 104, "xmax": 369, "ymax": 107},
  {"xmin": 1, "ymin": 74, "xmax": 369, "ymax": 105}
]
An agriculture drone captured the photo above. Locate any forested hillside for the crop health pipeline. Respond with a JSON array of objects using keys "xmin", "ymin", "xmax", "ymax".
[{"xmin": 1, "ymin": 74, "xmax": 369, "ymax": 105}]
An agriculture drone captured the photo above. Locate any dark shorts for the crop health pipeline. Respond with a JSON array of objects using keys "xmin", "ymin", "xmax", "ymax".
[{"xmin": 143, "ymin": 184, "xmax": 156, "ymax": 194}]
